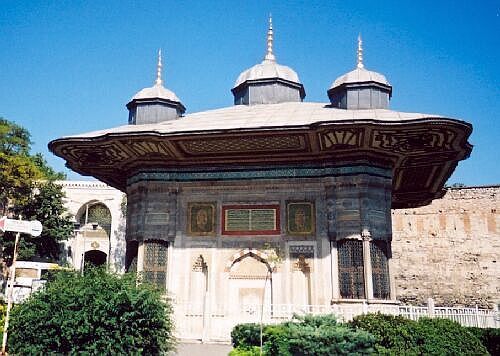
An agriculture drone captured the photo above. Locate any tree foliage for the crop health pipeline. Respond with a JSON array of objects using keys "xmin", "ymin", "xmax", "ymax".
[
  {"xmin": 0, "ymin": 117, "xmax": 71, "ymax": 264},
  {"xmin": 8, "ymin": 268, "xmax": 175, "ymax": 355},
  {"xmin": 3, "ymin": 182, "xmax": 74, "ymax": 264}
]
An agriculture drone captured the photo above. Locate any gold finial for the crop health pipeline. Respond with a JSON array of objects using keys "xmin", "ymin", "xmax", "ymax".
[
  {"xmin": 264, "ymin": 14, "xmax": 276, "ymax": 62},
  {"xmin": 155, "ymin": 49, "xmax": 163, "ymax": 86},
  {"xmin": 357, "ymin": 34, "xmax": 364, "ymax": 69}
]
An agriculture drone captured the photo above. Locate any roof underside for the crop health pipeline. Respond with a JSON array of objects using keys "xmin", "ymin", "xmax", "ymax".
[{"xmin": 49, "ymin": 102, "xmax": 472, "ymax": 209}]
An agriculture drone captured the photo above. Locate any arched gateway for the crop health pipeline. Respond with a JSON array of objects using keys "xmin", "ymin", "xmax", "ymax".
[{"xmin": 49, "ymin": 21, "xmax": 472, "ymax": 341}]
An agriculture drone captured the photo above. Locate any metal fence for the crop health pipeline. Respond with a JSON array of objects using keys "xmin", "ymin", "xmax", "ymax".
[{"xmin": 172, "ymin": 300, "xmax": 500, "ymax": 342}]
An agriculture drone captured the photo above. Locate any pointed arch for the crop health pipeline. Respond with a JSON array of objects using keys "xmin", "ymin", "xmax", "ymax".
[{"xmin": 224, "ymin": 248, "xmax": 275, "ymax": 273}]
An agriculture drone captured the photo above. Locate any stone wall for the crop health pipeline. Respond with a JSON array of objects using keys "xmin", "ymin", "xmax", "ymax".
[{"xmin": 391, "ymin": 186, "xmax": 500, "ymax": 308}]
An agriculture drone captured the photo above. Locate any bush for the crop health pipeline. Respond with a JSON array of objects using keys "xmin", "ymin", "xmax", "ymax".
[
  {"xmin": 350, "ymin": 313, "xmax": 422, "ymax": 355},
  {"xmin": 8, "ymin": 268, "xmax": 175, "ymax": 355},
  {"xmin": 350, "ymin": 313, "xmax": 488, "ymax": 356},
  {"xmin": 229, "ymin": 346, "xmax": 261, "ymax": 356},
  {"xmin": 415, "ymin": 318, "xmax": 487, "ymax": 356},
  {"xmin": 233, "ymin": 314, "xmax": 375, "ymax": 356},
  {"xmin": 280, "ymin": 314, "xmax": 375, "ymax": 356},
  {"xmin": 231, "ymin": 323, "xmax": 261, "ymax": 348},
  {"xmin": 467, "ymin": 327, "xmax": 500, "ymax": 356}
]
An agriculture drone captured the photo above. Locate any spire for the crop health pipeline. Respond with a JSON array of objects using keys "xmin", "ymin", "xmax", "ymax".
[
  {"xmin": 155, "ymin": 49, "xmax": 163, "ymax": 86},
  {"xmin": 264, "ymin": 14, "xmax": 276, "ymax": 62},
  {"xmin": 357, "ymin": 34, "xmax": 364, "ymax": 69}
]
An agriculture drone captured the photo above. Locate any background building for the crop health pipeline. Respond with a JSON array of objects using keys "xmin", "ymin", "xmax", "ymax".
[{"xmin": 59, "ymin": 181, "xmax": 125, "ymax": 272}]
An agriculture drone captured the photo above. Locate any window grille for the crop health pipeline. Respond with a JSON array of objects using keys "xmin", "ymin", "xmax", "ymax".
[
  {"xmin": 370, "ymin": 241, "xmax": 390, "ymax": 299},
  {"xmin": 338, "ymin": 240, "xmax": 365, "ymax": 299},
  {"xmin": 143, "ymin": 240, "xmax": 168, "ymax": 289}
]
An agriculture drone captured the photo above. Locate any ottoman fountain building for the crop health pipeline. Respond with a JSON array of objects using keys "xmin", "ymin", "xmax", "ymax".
[{"xmin": 50, "ymin": 20, "xmax": 472, "ymax": 332}]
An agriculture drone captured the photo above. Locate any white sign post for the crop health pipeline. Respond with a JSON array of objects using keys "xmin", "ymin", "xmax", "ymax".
[{"xmin": 0, "ymin": 216, "xmax": 43, "ymax": 355}]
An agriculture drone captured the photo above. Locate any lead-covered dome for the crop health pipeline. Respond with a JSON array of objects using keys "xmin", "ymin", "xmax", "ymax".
[
  {"xmin": 132, "ymin": 83, "xmax": 181, "ymax": 103},
  {"xmin": 328, "ymin": 36, "xmax": 392, "ymax": 110},
  {"xmin": 331, "ymin": 66, "xmax": 390, "ymax": 88},
  {"xmin": 127, "ymin": 50, "xmax": 186, "ymax": 124},
  {"xmin": 234, "ymin": 60, "xmax": 301, "ymax": 88},
  {"xmin": 232, "ymin": 17, "xmax": 305, "ymax": 105}
]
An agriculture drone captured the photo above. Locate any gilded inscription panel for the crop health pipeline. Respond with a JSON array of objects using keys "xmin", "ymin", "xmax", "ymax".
[{"xmin": 222, "ymin": 205, "xmax": 280, "ymax": 235}]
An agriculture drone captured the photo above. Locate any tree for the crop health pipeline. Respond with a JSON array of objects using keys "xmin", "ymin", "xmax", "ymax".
[
  {"xmin": 2, "ymin": 182, "xmax": 74, "ymax": 264},
  {"xmin": 8, "ymin": 268, "xmax": 176, "ymax": 354},
  {"xmin": 0, "ymin": 117, "xmax": 71, "ymax": 264}
]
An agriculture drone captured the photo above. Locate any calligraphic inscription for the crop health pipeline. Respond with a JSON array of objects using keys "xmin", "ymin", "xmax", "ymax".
[
  {"xmin": 188, "ymin": 203, "xmax": 216, "ymax": 236},
  {"xmin": 145, "ymin": 212, "xmax": 170, "ymax": 225},
  {"xmin": 222, "ymin": 205, "xmax": 280, "ymax": 235},
  {"xmin": 287, "ymin": 202, "xmax": 315, "ymax": 235}
]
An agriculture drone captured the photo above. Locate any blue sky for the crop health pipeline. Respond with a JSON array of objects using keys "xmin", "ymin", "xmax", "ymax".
[{"xmin": 0, "ymin": 1, "xmax": 498, "ymax": 185}]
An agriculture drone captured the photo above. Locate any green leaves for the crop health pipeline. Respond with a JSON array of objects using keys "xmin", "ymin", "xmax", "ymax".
[
  {"xmin": 350, "ymin": 313, "xmax": 489, "ymax": 356},
  {"xmin": 232, "ymin": 314, "xmax": 375, "ymax": 356},
  {"xmin": 0, "ymin": 117, "xmax": 71, "ymax": 263},
  {"xmin": 2, "ymin": 181, "xmax": 74, "ymax": 264},
  {"xmin": 8, "ymin": 268, "xmax": 175, "ymax": 354}
]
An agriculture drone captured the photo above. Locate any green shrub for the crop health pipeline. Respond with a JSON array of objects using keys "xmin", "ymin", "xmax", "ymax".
[
  {"xmin": 350, "ymin": 313, "xmax": 422, "ymax": 355},
  {"xmin": 467, "ymin": 327, "xmax": 500, "ymax": 356},
  {"xmin": 232, "ymin": 314, "xmax": 375, "ymax": 355},
  {"xmin": 262, "ymin": 314, "xmax": 374, "ymax": 355},
  {"xmin": 231, "ymin": 323, "xmax": 261, "ymax": 348},
  {"xmin": 229, "ymin": 346, "xmax": 262, "ymax": 356},
  {"xmin": 262, "ymin": 324, "xmax": 291, "ymax": 355},
  {"xmin": 351, "ymin": 313, "xmax": 489, "ymax": 356},
  {"xmin": 415, "ymin": 318, "xmax": 487, "ymax": 356},
  {"xmin": 8, "ymin": 268, "xmax": 175, "ymax": 355}
]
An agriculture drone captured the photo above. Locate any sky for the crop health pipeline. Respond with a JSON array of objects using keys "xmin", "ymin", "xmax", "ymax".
[{"xmin": 0, "ymin": 1, "xmax": 499, "ymax": 185}]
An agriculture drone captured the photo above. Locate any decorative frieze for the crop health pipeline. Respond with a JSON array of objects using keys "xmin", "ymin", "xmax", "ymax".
[{"xmin": 178, "ymin": 134, "xmax": 306, "ymax": 155}]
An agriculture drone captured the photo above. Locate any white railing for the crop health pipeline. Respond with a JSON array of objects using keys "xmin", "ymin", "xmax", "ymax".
[{"xmin": 171, "ymin": 301, "xmax": 500, "ymax": 342}]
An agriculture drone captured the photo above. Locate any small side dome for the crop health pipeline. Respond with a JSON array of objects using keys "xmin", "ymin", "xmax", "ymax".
[
  {"xmin": 231, "ymin": 16, "xmax": 305, "ymax": 105},
  {"xmin": 328, "ymin": 36, "xmax": 392, "ymax": 110},
  {"xmin": 132, "ymin": 84, "xmax": 181, "ymax": 103},
  {"xmin": 126, "ymin": 50, "xmax": 186, "ymax": 125},
  {"xmin": 331, "ymin": 67, "xmax": 390, "ymax": 88}
]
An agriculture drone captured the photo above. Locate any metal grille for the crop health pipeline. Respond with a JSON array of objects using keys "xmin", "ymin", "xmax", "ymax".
[
  {"xmin": 338, "ymin": 240, "xmax": 365, "ymax": 299},
  {"xmin": 370, "ymin": 241, "xmax": 390, "ymax": 299},
  {"xmin": 143, "ymin": 240, "xmax": 168, "ymax": 289}
]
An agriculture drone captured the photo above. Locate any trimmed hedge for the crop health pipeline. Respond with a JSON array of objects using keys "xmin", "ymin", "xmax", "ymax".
[
  {"xmin": 467, "ymin": 327, "xmax": 500, "ymax": 356},
  {"xmin": 350, "ymin": 313, "xmax": 489, "ymax": 356},
  {"xmin": 231, "ymin": 323, "xmax": 261, "ymax": 348},
  {"xmin": 229, "ymin": 346, "xmax": 261, "ymax": 356},
  {"xmin": 232, "ymin": 314, "xmax": 375, "ymax": 355},
  {"xmin": 232, "ymin": 313, "xmax": 497, "ymax": 356}
]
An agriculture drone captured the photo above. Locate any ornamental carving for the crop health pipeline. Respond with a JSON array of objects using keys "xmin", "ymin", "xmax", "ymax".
[
  {"xmin": 61, "ymin": 144, "xmax": 128, "ymax": 167},
  {"xmin": 289, "ymin": 245, "xmax": 314, "ymax": 259},
  {"xmin": 178, "ymin": 135, "xmax": 305, "ymax": 155},
  {"xmin": 372, "ymin": 129, "xmax": 455, "ymax": 153},
  {"xmin": 192, "ymin": 255, "xmax": 208, "ymax": 272},
  {"xmin": 121, "ymin": 140, "xmax": 172, "ymax": 157},
  {"xmin": 293, "ymin": 255, "xmax": 311, "ymax": 273},
  {"xmin": 319, "ymin": 129, "xmax": 362, "ymax": 150}
]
